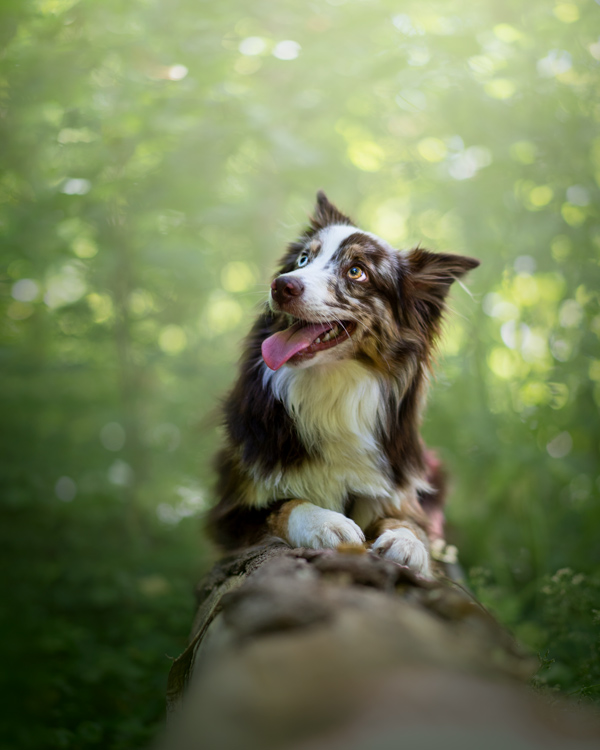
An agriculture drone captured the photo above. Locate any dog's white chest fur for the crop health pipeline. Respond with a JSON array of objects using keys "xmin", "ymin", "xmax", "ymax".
[{"xmin": 257, "ymin": 361, "xmax": 396, "ymax": 514}]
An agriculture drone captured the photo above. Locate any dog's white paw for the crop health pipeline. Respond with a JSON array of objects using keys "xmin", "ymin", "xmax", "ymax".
[
  {"xmin": 372, "ymin": 527, "xmax": 430, "ymax": 576},
  {"xmin": 287, "ymin": 503, "xmax": 365, "ymax": 549}
]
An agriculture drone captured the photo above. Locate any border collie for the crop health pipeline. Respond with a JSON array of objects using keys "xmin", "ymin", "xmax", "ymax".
[{"xmin": 207, "ymin": 192, "xmax": 479, "ymax": 576}]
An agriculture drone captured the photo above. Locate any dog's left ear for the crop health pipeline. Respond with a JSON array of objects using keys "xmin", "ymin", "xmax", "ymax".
[
  {"xmin": 310, "ymin": 190, "xmax": 354, "ymax": 229},
  {"xmin": 406, "ymin": 248, "xmax": 480, "ymax": 311}
]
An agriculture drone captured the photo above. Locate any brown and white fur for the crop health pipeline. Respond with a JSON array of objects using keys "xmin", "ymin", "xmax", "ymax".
[{"xmin": 207, "ymin": 192, "xmax": 479, "ymax": 576}]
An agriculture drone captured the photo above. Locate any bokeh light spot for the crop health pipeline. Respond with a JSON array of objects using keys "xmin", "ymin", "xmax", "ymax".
[
  {"xmin": 537, "ymin": 50, "xmax": 572, "ymax": 78},
  {"xmin": 372, "ymin": 203, "xmax": 408, "ymax": 244},
  {"xmin": 272, "ymin": 41, "xmax": 301, "ymax": 60},
  {"xmin": 484, "ymin": 79, "xmax": 516, "ymax": 99},
  {"xmin": 559, "ymin": 299, "xmax": 583, "ymax": 328},
  {"xmin": 488, "ymin": 348, "xmax": 519, "ymax": 379},
  {"xmin": 72, "ymin": 236, "xmax": 98, "ymax": 258},
  {"xmin": 234, "ymin": 57, "xmax": 262, "ymax": 75},
  {"xmin": 100, "ymin": 422, "xmax": 126, "ymax": 452},
  {"xmin": 61, "ymin": 178, "xmax": 91, "ymax": 195},
  {"xmin": 548, "ymin": 382, "xmax": 570, "ymax": 410},
  {"xmin": 417, "ymin": 137, "xmax": 447, "ymax": 162},
  {"xmin": 520, "ymin": 381, "xmax": 550, "ymax": 407},
  {"xmin": 553, "ymin": 4, "xmax": 580, "ymax": 23},
  {"xmin": 108, "ymin": 460, "xmax": 134, "ymax": 486},
  {"xmin": 551, "ymin": 337, "xmax": 572, "ymax": 362},
  {"xmin": 7, "ymin": 302, "xmax": 34, "ymax": 320},
  {"xmin": 128, "ymin": 289, "xmax": 155, "ymax": 317},
  {"xmin": 448, "ymin": 146, "xmax": 492, "ymax": 180},
  {"xmin": 589, "ymin": 361, "xmax": 600, "ymax": 381},
  {"xmin": 38, "ymin": 0, "xmax": 78, "ymax": 16},
  {"xmin": 493, "ymin": 24, "xmax": 522, "ymax": 43},
  {"xmin": 203, "ymin": 294, "xmax": 243, "ymax": 336},
  {"xmin": 44, "ymin": 264, "xmax": 87, "ymax": 308},
  {"xmin": 529, "ymin": 185, "xmax": 553, "ymax": 207},
  {"xmin": 566, "ymin": 185, "xmax": 589, "ymax": 206},
  {"xmin": 239, "ymin": 37, "xmax": 266, "ymax": 56},
  {"xmin": 514, "ymin": 256, "xmax": 537, "ymax": 274},
  {"xmin": 546, "ymin": 431, "xmax": 572, "ymax": 458},
  {"xmin": 561, "ymin": 203, "xmax": 586, "ymax": 226},
  {"xmin": 12, "ymin": 279, "xmax": 39, "ymax": 302},
  {"xmin": 551, "ymin": 235, "xmax": 571, "ymax": 261},
  {"xmin": 221, "ymin": 261, "xmax": 256, "ymax": 293},
  {"xmin": 159, "ymin": 325, "xmax": 187, "ymax": 355},
  {"xmin": 510, "ymin": 141, "xmax": 537, "ymax": 164},
  {"xmin": 513, "ymin": 275, "xmax": 539, "ymax": 306},
  {"xmin": 87, "ymin": 293, "xmax": 114, "ymax": 323},
  {"xmin": 347, "ymin": 141, "xmax": 384, "ymax": 172},
  {"xmin": 392, "ymin": 14, "xmax": 425, "ymax": 36},
  {"xmin": 55, "ymin": 476, "xmax": 77, "ymax": 502},
  {"xmin": 167, "ymin": 65, "xmax": 188, "ymax": 81},
  {"xmin": 407, "ymin": 46, "xmax": 430, "ymax": 66}
]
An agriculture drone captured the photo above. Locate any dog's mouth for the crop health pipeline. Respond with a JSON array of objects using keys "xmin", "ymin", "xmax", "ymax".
[{"xmin": 262, "ymin": 319, "xmax": 356, "ymax": 371}]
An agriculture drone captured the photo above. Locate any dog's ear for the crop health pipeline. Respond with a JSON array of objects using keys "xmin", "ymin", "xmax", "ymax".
[
  {"xmin": 406, "ymin": 248, "xmax": 479, "ymax": 314},
  {"xmin": 310, "ymin": 190, "xmax": 353, "ymax": 229}
]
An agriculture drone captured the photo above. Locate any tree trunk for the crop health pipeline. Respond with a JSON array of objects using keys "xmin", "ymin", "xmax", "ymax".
[{"xmin": 160, "ymin": 542, "xmax": 600, "ymax": 750}]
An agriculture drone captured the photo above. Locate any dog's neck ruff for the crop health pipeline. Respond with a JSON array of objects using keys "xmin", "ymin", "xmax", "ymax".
[
  {"xmin": 257, "ymin": 360, "xmax": 399, "ymax": 512},
  {"xmin": 268, "ymin": 360, "xmax": 384, "ymax": 451}
]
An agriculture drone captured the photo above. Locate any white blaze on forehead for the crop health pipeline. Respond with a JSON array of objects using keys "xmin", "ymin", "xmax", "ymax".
[
  {"xmin": 314, "ymin": 224, "xmax": 362, "ymax": 267},
  {"xmin": 270, "ymin": 223, "xmax": 397, "ymax": 319},
  {"xmin": 274, "ymin": 224, "xmax": 364, "ymax": 313},
  {"xmin": 282, "ymin": 224, "xmax": 360, "ymax": 284}
]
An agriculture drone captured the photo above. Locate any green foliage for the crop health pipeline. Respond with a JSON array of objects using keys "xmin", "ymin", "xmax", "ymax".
[
  {"xmin": 0, "ymin": 495, "xmax": 208, "ymax": 749},
  {"xmin": 1, "ymin": 0, "xmax": 599, "ymax": 746},
  {"xmin": 470, "ymin": 566, "xmax": 600, "ymax": 704},
  {"xmin": 533, "ymin": 568, "xmax": 600, "ymax": 699}
]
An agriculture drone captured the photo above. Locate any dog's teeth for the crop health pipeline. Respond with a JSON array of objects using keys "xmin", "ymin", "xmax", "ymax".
[{"xmin": 314, "ymin": 325, "xmax": 346, "ymax": 347}]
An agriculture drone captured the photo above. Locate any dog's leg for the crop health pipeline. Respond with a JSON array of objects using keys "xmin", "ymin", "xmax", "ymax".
[
  {"xmin": 369, "ymin": 517, "xmax": 431, "ymax": 577},
  {"xmin": 268, "ymin": 500, "xmax": 366, "ymax": 550}
]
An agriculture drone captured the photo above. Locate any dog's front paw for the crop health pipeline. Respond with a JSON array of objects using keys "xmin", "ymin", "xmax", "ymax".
[
  {"xmin": 287, "ymin": 503, "xmax": 365, "ymax": 549},
  {"xmin": 372, "ymin": 527, "xmax": 430, "ymax": 577}
]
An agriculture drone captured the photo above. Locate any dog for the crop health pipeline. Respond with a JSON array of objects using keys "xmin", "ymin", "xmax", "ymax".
[{"xmin": 207, "ymin": 191, "xmax": 479, "ymax": 576}]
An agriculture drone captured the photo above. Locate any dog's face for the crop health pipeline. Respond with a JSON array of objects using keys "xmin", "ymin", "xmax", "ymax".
[{"xmin": 261, "ymin": 192, "xmax": 479, "ymax": 373}]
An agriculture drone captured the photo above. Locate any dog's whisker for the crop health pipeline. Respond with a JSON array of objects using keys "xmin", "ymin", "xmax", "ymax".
[{"xmin": 333, "ymin": 317, "xmax": 357, "ymax": 358}]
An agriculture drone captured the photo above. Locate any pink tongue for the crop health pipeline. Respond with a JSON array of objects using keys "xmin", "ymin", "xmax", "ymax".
[{"xmin": 262, "ymin": 321, "xmax": 332, "ymax": 371}]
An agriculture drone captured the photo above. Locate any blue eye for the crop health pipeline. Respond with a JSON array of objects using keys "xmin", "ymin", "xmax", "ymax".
[{"xmin": 297, "ymin": 253, "xmax": 309, "ymax": 268}]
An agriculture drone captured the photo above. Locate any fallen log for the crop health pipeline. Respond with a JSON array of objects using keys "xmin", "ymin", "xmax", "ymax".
[{"xmin": 160, "ymin": 541, "xmax": 600, "ymax": 750}]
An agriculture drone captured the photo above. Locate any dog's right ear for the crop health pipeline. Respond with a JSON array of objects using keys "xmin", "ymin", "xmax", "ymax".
[
  {"xmin": 407, "ymin": 248, "xmax": 480, "ymax": 303},
  {"xmin": 310, "ymin": 190, "xmax": 354, "ymax": 229},
  {"xmin": 404, "ymin": 248, "xmax": 480, "ymax": 328}
]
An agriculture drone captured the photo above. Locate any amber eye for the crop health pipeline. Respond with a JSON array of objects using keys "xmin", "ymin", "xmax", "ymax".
[{"xmin": 347, "ymin": 265, "xmax": 367, "ymax": 281}]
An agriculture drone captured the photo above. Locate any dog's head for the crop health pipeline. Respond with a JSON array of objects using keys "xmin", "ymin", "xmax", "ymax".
[{"xmin": 261, "ymin": 191, "xmax": 479, "ymax": 373}]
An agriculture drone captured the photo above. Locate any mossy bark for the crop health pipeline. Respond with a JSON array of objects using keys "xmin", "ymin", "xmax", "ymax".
[{"xmin": 161, "ymin": 542, "xmax": 599, "ymax": 750}]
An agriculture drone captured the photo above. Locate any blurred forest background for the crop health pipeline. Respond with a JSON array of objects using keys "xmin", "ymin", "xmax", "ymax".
[{"xmin": 1, "ymin": 0, "xmax": 599, "ymax": 747}]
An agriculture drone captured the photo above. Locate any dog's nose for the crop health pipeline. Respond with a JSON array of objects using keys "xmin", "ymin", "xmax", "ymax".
[{"xmin": 271, "ymin": 275, "xmax": 304, "ymax": 305}]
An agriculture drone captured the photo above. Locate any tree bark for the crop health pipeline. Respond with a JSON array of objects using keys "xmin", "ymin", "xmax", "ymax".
[{"xmin": 160, "ymin": 541, "xmax": 600, "ymax": 750}]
